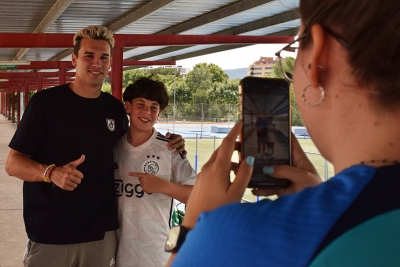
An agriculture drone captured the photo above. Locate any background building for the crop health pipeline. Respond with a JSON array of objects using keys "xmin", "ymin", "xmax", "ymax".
[{"xmin": 247, "ymin": 57, "xmax": 277, "ymax": 77}]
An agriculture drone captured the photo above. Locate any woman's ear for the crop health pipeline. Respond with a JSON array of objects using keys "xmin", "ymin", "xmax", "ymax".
[{"xmin": 308, "ymin": 24, "xmax": 325, "ymax": 88}]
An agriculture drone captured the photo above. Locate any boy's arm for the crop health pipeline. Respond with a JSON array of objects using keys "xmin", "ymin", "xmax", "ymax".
[{"xmin": 129, "ymin": 172, "xmax": 193, "ymax": 203}]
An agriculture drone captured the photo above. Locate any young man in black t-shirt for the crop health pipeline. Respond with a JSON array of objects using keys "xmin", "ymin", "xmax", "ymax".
[{"xmin": 5, "ymin": 26, "xmax": 185, "ymax": 267}]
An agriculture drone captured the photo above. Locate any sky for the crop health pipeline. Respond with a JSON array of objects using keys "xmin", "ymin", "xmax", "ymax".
[{"xmin": 176, "ymin": 43, "xmax": 287, "ymax": 70}]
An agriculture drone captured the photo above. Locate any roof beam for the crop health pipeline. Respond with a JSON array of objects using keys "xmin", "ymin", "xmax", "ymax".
[
  {"xmin": 13, "ymin": 0, "xmax": 74, "ymax": 60},
  {"xmin": 0, "ymin": 33, "xmax": 292, "ymax": 48},
  {"xmin": 123, "ymin": 29, "xmax": 297, "ymax": 71},
  {"xmin": 52, "ymin": 0, "xmax": 280, "ymax": 62},
  {"xmin": 157, "ymin": 0, "xmax": 275, "ymax": 35},
  {"xmin": 51, "ymin": 0, "xmax": 174, "ymax": 62},
  {"xmin": 130, "ymin": 9, "xmax": 299, "ymax": 60},
  {"xmin": 0, "ymin": 60, "xmax": 175, "ymax": 70},
  {"xmin": 163, "ymin": 28, "xmax": 299, "ymax": 62},
  {"xmin": 109, "ymin": 0, "xmax": 174, "ymax": 32}
]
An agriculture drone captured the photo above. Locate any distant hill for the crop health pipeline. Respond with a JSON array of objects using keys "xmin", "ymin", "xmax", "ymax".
[{"xmin": 223, "ymin": 68, "xmax": 248, "ymax": 80}]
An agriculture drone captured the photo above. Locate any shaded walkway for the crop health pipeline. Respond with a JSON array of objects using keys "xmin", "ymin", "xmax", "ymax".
[{"xmin": 0, "ymin": 116, "xmax": 25, "ymax": 267}]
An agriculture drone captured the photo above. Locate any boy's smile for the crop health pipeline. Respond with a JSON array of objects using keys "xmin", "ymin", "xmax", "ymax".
[{"xmin": 126, "ymin": 97, "xmax": 160, "ymax": 134}]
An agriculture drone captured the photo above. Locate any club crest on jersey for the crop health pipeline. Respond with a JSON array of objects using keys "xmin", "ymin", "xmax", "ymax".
[
  {"xmin": 106, "ymin": 118, "xmax": 115, "ymax": 131},
  {"xmin": 143, "ymin": 156, "xmax": 160, "ymax": 174}
]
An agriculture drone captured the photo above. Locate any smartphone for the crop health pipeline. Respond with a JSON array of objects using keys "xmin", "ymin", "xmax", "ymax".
[{"xmin": 239, "ymin": 77, "xmax": 292, "ymax": 188}]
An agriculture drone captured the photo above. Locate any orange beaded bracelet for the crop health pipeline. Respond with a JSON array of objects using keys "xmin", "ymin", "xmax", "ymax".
[{"xmin": 43, "ymin": 164, "xmax": 55, "ymax": 182}]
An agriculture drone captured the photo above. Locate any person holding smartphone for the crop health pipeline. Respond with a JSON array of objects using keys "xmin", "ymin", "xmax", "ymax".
[{"xmin": 166, "ymin": 0, "xmax": 400, "ymax": 266}]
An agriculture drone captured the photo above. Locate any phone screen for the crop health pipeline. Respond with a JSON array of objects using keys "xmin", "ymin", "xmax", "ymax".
[{"xmin": 239, "ymin": 77, "xmax": 291, "ymax": 188}]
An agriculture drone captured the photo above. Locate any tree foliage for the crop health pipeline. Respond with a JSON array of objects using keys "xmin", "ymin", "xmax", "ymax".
[{"xmin": 119, "ymin": 63, "xmax": 239, "ymax": 120}]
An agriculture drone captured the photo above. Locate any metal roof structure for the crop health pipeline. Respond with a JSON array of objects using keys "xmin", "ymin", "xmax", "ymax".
[
  {"xmin": 0, "ymin": 0, "xmax": 300, "ymax": 67},
  {"xmin": 0, "ymin": 0, "xmax": 300, "ymax": 121}
]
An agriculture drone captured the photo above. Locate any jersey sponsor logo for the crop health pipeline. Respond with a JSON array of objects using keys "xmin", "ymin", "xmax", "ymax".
[
  {"xmin": 115, "ymin": 179, "xmax": 144, "ymax": 198},
  {"xmin": 106, "ymin": 118, "xmax": 115, "ymax": 131},
  {"xmin": 143, "ymin": 156, "xmax": 160, "ymax": 174}
]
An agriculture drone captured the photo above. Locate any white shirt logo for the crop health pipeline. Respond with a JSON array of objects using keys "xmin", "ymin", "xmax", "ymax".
[
  {"xmin": 106, "ymin": 119, "xmax": 115, "ymax": 131},
  {"xmin": 143, "ymin": 160, "xmax": 160, "ymax": 174}
]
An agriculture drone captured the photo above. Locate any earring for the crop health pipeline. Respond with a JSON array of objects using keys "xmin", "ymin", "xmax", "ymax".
[{"xmin": 302, "ymin": 84, "xmax": 325, "ymax": 107}]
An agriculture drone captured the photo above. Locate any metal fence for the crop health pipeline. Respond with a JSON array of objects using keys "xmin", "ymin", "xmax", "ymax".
[{"xmin": 155, "ymin": 125, "xmax": 333, "ymax": 203}]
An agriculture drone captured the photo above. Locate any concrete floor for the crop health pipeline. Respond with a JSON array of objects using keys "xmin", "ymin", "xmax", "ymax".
[{"xmin": 0, "ymin": 115, "xmax": 26, "ymax": 267}]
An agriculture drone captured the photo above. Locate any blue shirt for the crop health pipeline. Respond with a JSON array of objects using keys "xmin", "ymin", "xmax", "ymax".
[{"xmin": 172, "ymin": 164, "xmax": 400, "ymax": 267}]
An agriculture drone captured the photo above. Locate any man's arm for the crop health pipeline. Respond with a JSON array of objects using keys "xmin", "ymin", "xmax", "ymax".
[
  {"xmin": 5, "ymin": 148, "xmax": 85, "ymax": 191},
  {"xmin": 5, "ymin": 148, "xmax": 48, "ymax": 182}
]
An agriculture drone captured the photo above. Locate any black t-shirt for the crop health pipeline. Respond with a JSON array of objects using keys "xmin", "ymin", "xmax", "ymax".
[{"xmin": 9, "ymin": 84, "xmax": 129, "ymax": 244}]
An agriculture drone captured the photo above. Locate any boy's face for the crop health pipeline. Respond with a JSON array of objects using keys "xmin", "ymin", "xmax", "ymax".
[{"xmin": 125, "ymin": 97, "xmax": 160, "ymax": 133}]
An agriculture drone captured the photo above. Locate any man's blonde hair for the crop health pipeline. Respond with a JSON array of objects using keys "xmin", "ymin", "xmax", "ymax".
[{"xmin": 73, "ymin": 26, "xmax": 114, "ymax": 56}]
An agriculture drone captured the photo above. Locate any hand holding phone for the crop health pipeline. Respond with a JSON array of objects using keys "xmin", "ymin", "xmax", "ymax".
[{"xmin": 239, "ymin": 77, "xmax": 292, "ymax": 188}]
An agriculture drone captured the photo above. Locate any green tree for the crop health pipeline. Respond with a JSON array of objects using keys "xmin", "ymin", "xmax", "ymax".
[
  {"xmin": 208, "ymin": 79, "xmax": 239, "ymax": 104},
  {"xmin": 205, "ymin": 63, "xmax": 229, "ymax": 83},
  {"xmin": 122, "ymin": 69, "xmax": 150, "ymax": 89},
  {"xmin": 185, "ymin": 65, "xmax": 213, "ymax": 93},
  {"xmin": 101, "ymin": 82, "xmax": 111, "ymax": 94}
]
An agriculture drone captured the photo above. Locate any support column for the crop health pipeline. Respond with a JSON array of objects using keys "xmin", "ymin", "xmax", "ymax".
[
  {"xmin": 24, "ymin": 80, "xmax": 29, "ymax": 108},
  {"xmin": 59, "ymin": 62, "xmax": 69, "ymax": 85},
  {"xmin": 8, "ymin": 90, "xmax": 12, "ymax": 120},
  {"xmin": 1, "ymin": 91, "xmax": 7, "ymax": 115},
  {"xmin": 2, "ymin": 91, "xmax": 5, "ymax": 116},
  {"xmin": 111, "ymin": 46, "xmax": 123, "ymax": 101},
  {"xmin": 37, "ymin": 73, "xmax": 43, "ymax": 91},
  {"xmin": 0, "ymin": 91, "xmax": 3, "ymax": 115},
  {"xmin": 5, "ymin": 92, "xmax": 9, "ymax": 118},
  {"xmin": 11, "ymin": 89, "xmax": 15, "ymax": 123},
  {"xmin": 17, "ymin": 87, "xmax": 21, "ymax": 125}
]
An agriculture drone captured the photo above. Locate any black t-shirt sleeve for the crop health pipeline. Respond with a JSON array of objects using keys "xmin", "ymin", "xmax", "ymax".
[{"xmin": 9, "ymin": 92, "xmax": 49, "ymax": 156}]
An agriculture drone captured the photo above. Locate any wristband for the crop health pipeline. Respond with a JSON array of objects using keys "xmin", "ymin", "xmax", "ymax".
[
  {"xmin": 43, "ymin": 164, "xmax": 55, "ymax": 182},
  {"xmin": 47, "ymin": 166, "xmax": 57, "ymax": 182}
]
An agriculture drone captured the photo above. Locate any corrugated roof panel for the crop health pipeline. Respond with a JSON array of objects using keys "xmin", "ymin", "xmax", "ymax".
[
  {"xmin": 138, "ymin": 19, "xmax": 299, "ymax": 61},
  {"xmin": 0, "ymin": 0, "xmax": 54, "ymax": 33},
  {"xmin": 45, "ymin": 0, "xmax": 145, "ymax": 33},
  {"xmin": 118, "ymin": 0, "xmax": 236, "ymax": 34},
  {"xmin": 123, "ymin": 46, "xmax": 168, "ymax": 59},
  {"xmin": 241, "ymin": 19, "xmax": 300, "ymax": 36},
  {"xmin": 182, "ymin": 1, "xmax": 299, "ymax": 34},
  {"xmin": 0, "ymin": 48, "xmax": 22, "ymax": 60},
  {"xmin": 0, "ymin": 0, "xmax": 300, "ymax": 68},
  {"xmin": 23, "ymin": 48, "xmax": 70, "ymax": 61}
]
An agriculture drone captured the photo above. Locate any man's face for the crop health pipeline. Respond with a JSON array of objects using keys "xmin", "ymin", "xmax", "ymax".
[
  {"xmin": 125, "ymin": 97, "xmax": 160, "ymax": 134},
  {"xmin": 72, "ymin": 38, "xmax": 111, "ymax": 88}
]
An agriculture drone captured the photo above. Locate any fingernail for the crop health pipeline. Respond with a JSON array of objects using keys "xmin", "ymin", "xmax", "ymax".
[
  {"xmin": 235, "ymin": 119, "xmax": 240, "ymax": 125},
  {"xmin": 263, "ymin": 166, "xmax": 274, "ymax": 175},
  {"xmin": 246, "ymin": 156, "xmax": 254, "ymax": 166}
]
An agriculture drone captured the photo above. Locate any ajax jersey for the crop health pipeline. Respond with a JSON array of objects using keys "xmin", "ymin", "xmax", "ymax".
[{"xmin": 114, "ymin": 129, "xmax": 196, "ymax": 267}]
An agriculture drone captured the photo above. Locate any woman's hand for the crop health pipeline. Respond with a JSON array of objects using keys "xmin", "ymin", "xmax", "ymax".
[
  {"xmin": 252, "ymin": 133, "xmax": 322, "ymax": 197},
  {"xmin": 182, "ymin": 121, "xmax": 254, "ymax": 229}
]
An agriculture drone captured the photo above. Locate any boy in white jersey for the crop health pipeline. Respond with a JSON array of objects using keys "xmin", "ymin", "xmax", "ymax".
[{"xmin": 114, "ymin": 77, "xmax": 196, "ymax": 267}]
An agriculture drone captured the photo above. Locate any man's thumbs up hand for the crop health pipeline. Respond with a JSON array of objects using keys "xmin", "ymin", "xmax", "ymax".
[{"xmin": 51, "ymin": 154, "xmax": 85, "ymax": 191}]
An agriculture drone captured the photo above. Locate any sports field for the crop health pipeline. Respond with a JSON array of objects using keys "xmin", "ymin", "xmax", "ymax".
[{"xmin": 184, "ymin": 138, "xmax": 334, "ymax": 202}]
